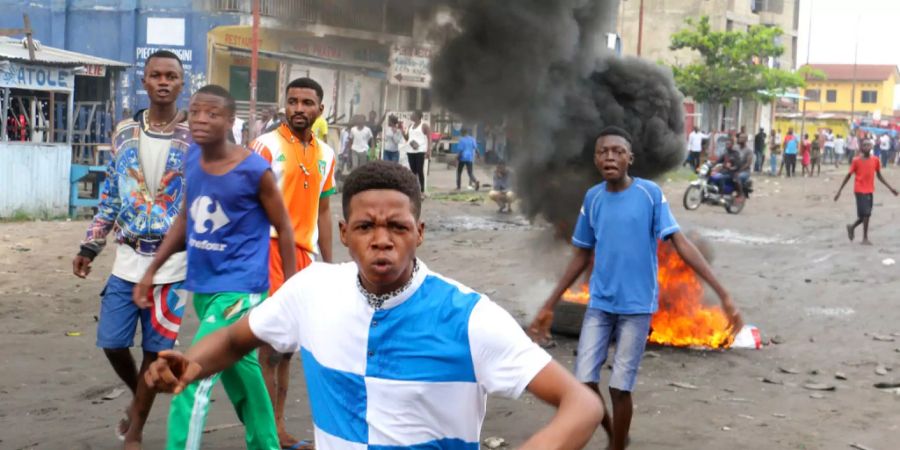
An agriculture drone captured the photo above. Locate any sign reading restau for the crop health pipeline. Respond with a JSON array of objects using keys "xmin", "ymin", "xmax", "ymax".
[
  {"xmin": 0, "ymin": 62, "xmax": 74, "ymax": 91},
  {"xmin": 389, "ymin": 44, "xmax": 432, "ymax": 88}
]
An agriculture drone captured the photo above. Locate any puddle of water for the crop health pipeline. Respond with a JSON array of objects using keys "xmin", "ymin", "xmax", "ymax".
[
  {"xmin": 804, "ymin": 306, "xmax": 855, "ymax": 317},
  {"xmin": 432, "ymin": 215, "xmax": 536, "ymax": 232},
  {"xmin": 697, "ymin": 228, "xmax": 799, "ymax": 245}
]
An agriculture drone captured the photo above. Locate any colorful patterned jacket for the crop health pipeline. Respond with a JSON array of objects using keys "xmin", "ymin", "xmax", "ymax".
[{"xmin": 79, "ymin": 111, "xmax": 191, "ymax": 259}]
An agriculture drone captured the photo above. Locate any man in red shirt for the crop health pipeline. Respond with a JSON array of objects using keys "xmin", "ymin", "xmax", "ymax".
[{"xmin": 835, "ymin": 139, "xmax": 898, "ymax": 245}]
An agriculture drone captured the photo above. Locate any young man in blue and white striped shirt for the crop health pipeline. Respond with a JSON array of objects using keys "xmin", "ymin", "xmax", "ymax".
[{"xmin": 145, "ymin": 161, "xmax": 603, "ymax": 449}]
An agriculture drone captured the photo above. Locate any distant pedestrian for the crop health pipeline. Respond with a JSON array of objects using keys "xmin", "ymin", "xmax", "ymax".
[
  {"xmin": 810, "ymin": 134, "xmax": 822, "ymax": 177},
  {"xmin": 488, "ymin": 161, "xmax": 515, "ymax": 213},
  {"xmin": 455, "ymin": 128, "xmax": 480, "ymax": 190},
  {"xmin": 348, "ymin": 115, "xmax": 373, "ymax": 169},
  {"xmin": 769, "ymin": 131, "xmax": 781, "ymax": 175},
  {"xmin": 402, "ymin": 110, "xmax": 431, "ymax": 193},
  {"xmin": 800, "ymin": 133, "xmax": 812, "ymax": 177},
  {"xmin": 833, "ymin": 134, "xmax": 845, "ymax": 167},
  {"xmin": 878, "ymin": 133, "xmax": 890, "ymax": 168},
  {"xmin": 753, "ymin": 127, "xmax": 766, "ymax": 173},
  {"xmin": 834, "ymin": 139, "xmax": 899, "ymax": 246},
  {"xmin": 823, "ymin": 130, "xmax": 835, "ymax": 165},
  {"xmin": 846, "ymin": 133, "xmax": 859, "ymax": 164},
  {"xmin": 382, "ymin": 115, "xmax": 403, "ymax": 163},
  {"xmin": 685, "ymin": 127, "xmax": 708, "ymax": 171},
  {"xmin": 782, "ymin": 129, "xmax": 798, "ymax": 177}
]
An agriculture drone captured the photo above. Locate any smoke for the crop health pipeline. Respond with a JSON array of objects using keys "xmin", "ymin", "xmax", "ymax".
[{"xmin": 429, "ymin": 0, "xmax": 685, "ymax": 234}]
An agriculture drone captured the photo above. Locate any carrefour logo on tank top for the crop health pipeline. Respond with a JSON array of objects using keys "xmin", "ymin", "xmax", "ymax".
[{"xmin": 189, "ymin": 196, "xmax": 231, "ymax": 251}]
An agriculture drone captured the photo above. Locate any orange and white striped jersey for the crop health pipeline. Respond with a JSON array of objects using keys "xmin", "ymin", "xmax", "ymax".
[{"xmin": 250, "ymin": 123, "xmax": 336, "ymax": 255}]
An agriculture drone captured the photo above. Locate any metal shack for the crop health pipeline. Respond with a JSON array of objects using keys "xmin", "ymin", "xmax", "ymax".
[{"xmin": 1, "ymin": 36, "xmax": 127, "ymax": 218}]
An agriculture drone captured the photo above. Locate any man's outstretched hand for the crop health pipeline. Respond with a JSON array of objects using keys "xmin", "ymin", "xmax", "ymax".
[
  {"xmin": 527, "ymin": 306, "xmax": 555, "ymax": 345},
  {"xmin": 145, "ymin": 350, "xmax": 202, "ymax": 394}
]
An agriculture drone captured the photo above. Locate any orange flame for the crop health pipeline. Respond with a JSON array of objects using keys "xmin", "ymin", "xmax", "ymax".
[{"xmin": 560, "ymin": 242, "xmax": 734, "ymax": 349}]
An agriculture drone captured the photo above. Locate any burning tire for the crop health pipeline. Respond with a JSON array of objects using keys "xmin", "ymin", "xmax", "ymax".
[
  {"xmin": 551, "ymin": 300, "xmax": 587, "ymax": 337},
  {"xmin": 683, "ymin": 185, "xmax": 702, "ymax": 210}
]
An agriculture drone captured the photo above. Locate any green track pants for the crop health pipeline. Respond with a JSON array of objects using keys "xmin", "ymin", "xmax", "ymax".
[{"xmin": 166, "ymin": 292, "xmax": 279, "ymax": 450}]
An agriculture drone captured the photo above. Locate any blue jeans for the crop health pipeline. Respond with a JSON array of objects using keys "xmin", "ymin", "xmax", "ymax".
[
  {"xmin": 574, "ymin": 308, "xmax": 651, "ymax": 392},
  {"xmin": 769, "ymin": 153, "xmax": 778, "ymax": 174},
  {"xmin": 383, "ymin": 150, "xmax": 399, "ymax": 162}
]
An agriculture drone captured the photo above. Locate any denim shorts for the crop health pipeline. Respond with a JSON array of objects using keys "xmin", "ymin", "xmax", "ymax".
[
  {"xmin": 96, "ymin": 275, "xmax": 186, "ymax": 352},
  {"xmin": 574, "ymin": 308, "xmax": 652, "ymax": 392}
]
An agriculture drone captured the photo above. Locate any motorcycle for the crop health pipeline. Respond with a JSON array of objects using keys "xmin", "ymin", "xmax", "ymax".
[{"xmin": 683, "ymin": 161, "xmax": 752, "ymax": 214}]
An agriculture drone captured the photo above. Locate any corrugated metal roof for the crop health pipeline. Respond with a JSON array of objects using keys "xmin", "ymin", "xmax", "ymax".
[{"xmin": 0, "ymin": 36, "xmax": 129, "ymax": 67}]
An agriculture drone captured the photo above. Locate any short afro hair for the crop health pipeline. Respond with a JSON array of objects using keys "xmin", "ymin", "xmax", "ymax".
[
  {"xmin": 194, "ymin": 84, "xmax": 236, "ymax": 114},
  {"xmin": 145, "ymin": 50, "xmax": 184, "ymax": 72},
  {"xmin": 286, "ymin": 77, "xmax": 324, "ymax": 103},
  {"xmin": 342, "ymin": 161, "xmax": 422, "ymax": 219},
  {"xmin": 597, "ymin": 125, "xmax": 633, "ymax": 147}
]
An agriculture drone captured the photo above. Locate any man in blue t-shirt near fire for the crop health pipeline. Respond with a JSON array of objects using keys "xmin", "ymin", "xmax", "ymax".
[{"xmin": 529, "ymin": 126, "xmax": 743, "ymax": 450}]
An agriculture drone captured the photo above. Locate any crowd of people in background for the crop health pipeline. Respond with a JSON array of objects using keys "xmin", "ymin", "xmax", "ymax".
[{"xmin": 686, "ymin": 125, "xmax": 900, "ymax": 181}]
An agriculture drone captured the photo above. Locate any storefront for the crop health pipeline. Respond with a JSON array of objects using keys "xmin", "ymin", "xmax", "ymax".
[{"xmin": 0, "ymin": 37, "xmax": 127, "ymax": 218}]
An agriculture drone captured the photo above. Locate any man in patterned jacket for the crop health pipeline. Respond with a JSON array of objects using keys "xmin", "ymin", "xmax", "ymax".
[{"xmin": 71, "ymin": 50, "xmax": 191, "ymax": 450}]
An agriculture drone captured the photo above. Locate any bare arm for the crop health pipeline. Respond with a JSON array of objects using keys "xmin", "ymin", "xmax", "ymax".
[
  {"xmin": 519, "ymin": 361, "xmax": 603, "ymax": 450},
  {"xmin": 527, "ymin": 247, "xmax": 592, "ymax": 342},
  {"xmin": 317, "ymin": 196, "xmax": 333, "ymax": 263},
  {"xmin": 260, "ymin": 170, "xmax": 297, "ymax": 282},
  {"xmin": 133, "ymin": 206, "xmax": 187, "ymax": 307},
  {"xmin": 834, "ymin": 172, "xmax": 853, "ymax": 201},
  {"xmin": 876, "ymin": 171, "xmax": 899, "ymax": 196},
  {"xmin": 145, "ymin": 316, "xmax": 264, "ymax": 394},
  {"xmin": 422, "ymin": 123, "xmax": 433, "ymax": 158},
  {"xmin": 670, "ymin": 232, "xmax": 742, "ymax": 331}
]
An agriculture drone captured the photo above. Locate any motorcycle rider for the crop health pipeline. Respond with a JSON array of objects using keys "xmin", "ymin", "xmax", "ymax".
[
  {"xmin": 736, "ymin": 132, "xmax": 753, "ymax": 202},
  {"xmin": 716, "ymin": 134, "xmax": 745, "ymax": 203}
]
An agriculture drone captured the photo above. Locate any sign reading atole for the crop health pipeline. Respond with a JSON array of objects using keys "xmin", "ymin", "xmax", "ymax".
[
  {"xmin": 389, "ymin": 44, "xmax": 432, "ymax": 88},
  {"xmin": 0, "ymin": 61, "xmax": 74, "ymax": 91}
]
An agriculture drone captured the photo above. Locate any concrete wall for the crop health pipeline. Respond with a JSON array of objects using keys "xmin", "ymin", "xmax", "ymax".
[
  {"xmin": 0, "ymin": 143, "xmax": 71, "ymax": 217},
  {"xmin": 0, "ymin": 0, "xmax": 241, "ymax": 118}
]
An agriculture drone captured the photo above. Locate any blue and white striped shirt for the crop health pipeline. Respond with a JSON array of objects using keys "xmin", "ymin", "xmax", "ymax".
[{"xmin": 249, "ymin": 261, "xmax": 551, "ymax": 449}]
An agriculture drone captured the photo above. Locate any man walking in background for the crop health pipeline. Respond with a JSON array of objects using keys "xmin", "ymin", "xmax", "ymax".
[
  {"xmin": 250, "ymin": 77, "xmax": 337, "ymax": 449},
  {"xmin": 753, "ymin": 127, "xmax": 766, "ymax": 173},
  {"xmin": 349, "ymin": 114, "xmax": 373, "ymax": 170}
]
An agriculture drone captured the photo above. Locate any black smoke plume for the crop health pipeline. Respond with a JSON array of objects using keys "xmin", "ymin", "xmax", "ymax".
[{"xmin": 429, "ymin": 0, "xmax": 685, "ymax": 235}]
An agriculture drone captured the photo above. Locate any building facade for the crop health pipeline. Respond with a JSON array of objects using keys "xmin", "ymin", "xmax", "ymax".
[
  {"xmin": 799, "ymin": 64, "xmax": 899, "ymax": 119},
  {"xmin": 617, "ymin": 0, "xmax": 801, "ymax": 133}
]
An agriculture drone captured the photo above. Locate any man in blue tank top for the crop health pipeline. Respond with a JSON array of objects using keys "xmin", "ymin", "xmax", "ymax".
[{"xmin": 134, "ymin": 85, "xmax": 297, "ymax": 450}]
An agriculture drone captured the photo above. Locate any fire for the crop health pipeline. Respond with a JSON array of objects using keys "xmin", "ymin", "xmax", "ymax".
[{"xmin": 559, "ymin": 242, "xmax": 734, "ymax": 349}]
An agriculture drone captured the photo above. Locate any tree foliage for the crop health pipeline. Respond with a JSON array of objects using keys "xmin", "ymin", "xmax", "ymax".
[{"xmin": 669, "ymin": 16, "xmax": 807, "ymax": 105}]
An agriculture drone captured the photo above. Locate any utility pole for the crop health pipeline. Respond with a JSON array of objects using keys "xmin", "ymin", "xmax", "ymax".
[
  {"xmin": 849, "ymin": 14, "xmax": 860, "ymax": 128},
  {"xmin": 249, "ymin": 0, "xmax": 260, "ymax": 141},
  {"xmin": 0, "ymin": 14, "xmax": 36, "ymax": 60},
  {"xmin": 637, "ymin": 0, "xmax": 645, "ymax": 56},
  {"xmin": 798, "ymin": 2, "xmax": 813, "ymax": 140}
]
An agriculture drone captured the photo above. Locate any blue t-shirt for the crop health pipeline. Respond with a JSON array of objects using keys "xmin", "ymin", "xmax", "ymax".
[
  {"xmin": 784, "ymin": 137, "xmax": 798, "ymax": 155},
  {"xmin": 456, "ymin": 136, "xmax": 478, "ymax": 162},
  {"xmin": 572, "ymin": 178, "xmax": 680, "ymax": 314},
  {"xmin": 184, "ymin": 145, "xmax": 272, "ymax": 294}
]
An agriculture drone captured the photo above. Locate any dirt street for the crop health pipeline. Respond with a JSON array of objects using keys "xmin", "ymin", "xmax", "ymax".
[{"xmin": 2, "ymin": 162, "xmax": 899, "ymax": 449}]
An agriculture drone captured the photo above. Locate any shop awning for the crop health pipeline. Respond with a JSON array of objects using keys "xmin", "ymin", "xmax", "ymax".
[
  {"xmin": 0, "ymin": 36, "xmax": 128, "ymax": 67},
  {"xmin": 214, "ymin": 44, "xmax": 387, "ymax": 75}
]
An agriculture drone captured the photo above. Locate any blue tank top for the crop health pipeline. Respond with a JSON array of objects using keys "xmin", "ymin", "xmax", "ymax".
[{"xmin": 184, "ymin": 144, "xmax": 271, "ymax": 294}]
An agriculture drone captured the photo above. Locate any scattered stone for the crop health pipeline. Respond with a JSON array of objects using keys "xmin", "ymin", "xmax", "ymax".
[
  {"xmin": 721, "ymin": 426, "xmax": 731, "ymax": 431},
  {"xmin": 875, "ymin": 366, "xmax": 888, "ymax": 376},
  {"xmin": 809, "ymin": 393, "xmax": 825, "ymax": 399},
  {"xmin": 723, "ymin": 388, "xmax": 736, "ymax": 393},
  {"xmin": 770, "ymin": 335, "xmax": 785, "ymax": 345},
  {"xmin": 873, "ymin": 381, "xmax": 900, "ymax": 389},
  {"xmin": 772, "ymin": 413, "xmax": 787, "ymax": 419},
  {"xmin": 872, "ymin": 334, "xmax": 895, "ymax": 342},
  {"xmin": 778, "ymin": 367, "xmax": 799, "ymax": 375},
  {"xmin": 761, "ymin": 377, "xmax": 783, "ymax": 385},
  {"xmin": 644, "ymin": 351, "xmax": 660, "ymax": 359},
  {"xmin": 669, "ymin": 381, "xmax": 699, "ymax": 390},
  {"xmin": 849, "ymin": 443, "xmax": 875, "ymax": 450},
  {"xmin": 892, "ymin": 332, "xmax": 900, "ymax": 337},
  {"xmin": 808, "ymin": 369, "xmax": 820, "ymax": 376},
  {"xmin": 835, "ymin": 372, "xmax": 848, "ymax": 381},
  {"xmin": 802, "ymin": 383, "xmax": 836, "ymax": 391},
  {"xmin": 738, "ymin": 414, "xmax": 754, "ymax": 420},
  {"xmin": 882, "ymin": 258, "xmax": 896, "ymax": 266},
  {"xmin": 809, "ymin": 337, "xmax": 816, "ymax": 343},
  {"xmin": 102, "ymin": 388, "xmax": 125, "ymax": 400},
  {"xmin": 804, "ymin": 279, "xmax": 812, "ymax": 283},
  {"xmin": 483, "ymin": 437, "xmax": 507, "ymax": 449}
]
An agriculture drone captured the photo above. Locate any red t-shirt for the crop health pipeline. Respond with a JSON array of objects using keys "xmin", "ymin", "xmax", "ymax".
[{"xmin": 850, "ymin": 156, "xmax": 880, "ymax": 194}]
